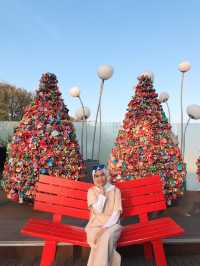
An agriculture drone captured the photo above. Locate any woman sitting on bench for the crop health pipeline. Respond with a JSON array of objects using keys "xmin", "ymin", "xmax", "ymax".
[{"xmin": 85, "ymin": 164, "xmax": 123, "ymax": 266}]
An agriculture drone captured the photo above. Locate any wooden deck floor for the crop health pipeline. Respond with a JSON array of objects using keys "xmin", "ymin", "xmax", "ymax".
[
  {"xmin": 1, "ymin": 190, "xmax": 200, "ymax": 265},
  {"xmin": 1, "ymin": 255, "xmax": 200, "ymax": 266}
]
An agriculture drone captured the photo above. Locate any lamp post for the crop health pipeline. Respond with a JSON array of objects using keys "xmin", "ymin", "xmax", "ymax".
[
  {"xmin": 75, "ymin": 106, "xmax": 91, "ymax": 159},
  {"xmin": 178, "ymin": 61, "xmax": 191, "ymax": 155},
  {"xmin": 183, "ymin": 104, "xmax": 200, "ymax": 160},
  {"xmin": 91, "ymin": 65, "xmax": 113, "ymax": 161},
  {"xmin": 69, "ymin": 86, "xmax": 86, "ymax": 156},
  {"xmin": 159, "ymin": 92, "xmax": 170, "ymax": 124}
]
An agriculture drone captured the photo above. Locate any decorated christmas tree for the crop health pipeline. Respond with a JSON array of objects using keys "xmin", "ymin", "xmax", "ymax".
[
  {"xmin": 196, "ymin": 158, "xmax": 200, "ymax": 182},
  {"xmin": 1, "ymin": 72, "xmax": 85, "ymax": 204},
  {"xmin": 108, "ymin": 72, "xmax": 186, "ymax": 206}
]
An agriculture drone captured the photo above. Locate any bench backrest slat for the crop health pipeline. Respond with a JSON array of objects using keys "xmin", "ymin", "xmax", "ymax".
[
  {"xmin": 122, "ymin": 192, "xmax": 165, "ymax": 208},
  {"xmin": 123, "ymin": 201, "xmax": 166, "ymax": 217},
  {"xmin": 115, "ymin": 174, "xmax": 160, "ymax": 189},
  {"xmin": 121, "ymin": 183, "xmax": 163, "ymax": 197},
  {"xmin": 34, "ymin": 175, "xmax": 92, "ymax": 220},
  {"xmin": 36, "ymin": 182, "xmax": 88, "ymax": 200},
  {"xmin": 35, "ymin": 192, "xmax": 88, "ymax": 209},
  {"xmin": 34, "ymin": 174, "xmax": 166, "ymax": 222},
  {"xmin": 35, "ymin": 201, "xmax": 90, "ymax": 220},
  {"xmin": 39, "ymin": 174, "xmax": 90, "ymax": 191},
  {"xmin": 116, "ymin": 174, "xmax": 166, "ymax": 218}
]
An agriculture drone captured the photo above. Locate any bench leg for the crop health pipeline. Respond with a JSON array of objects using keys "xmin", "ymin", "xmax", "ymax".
[
  {"xmin": 40, "ymin": 240, "xmax": 57, "ymax": 266},
  {"xmin": 144, "ymin": 242, "xmax": 153, "ymax": 262},
  {"xmin": 152, "ymin": 239, "xmax": 167, "ymax": 266},
  {"xmin": 73, "ymin": 246, "xmax": 82, "ymax": 266}
]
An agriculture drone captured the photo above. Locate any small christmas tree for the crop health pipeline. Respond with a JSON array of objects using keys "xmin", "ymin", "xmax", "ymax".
[
  {"xmin": 1, "ymin": 73, "xmax": 85, "ymax": 203},
  {"xmin": 108, "ymin": 72, "xmax": 186, "ymax": 205},
  {"xmin": 196, "ymin": 158, "xmax": 200, "ymax": 182}
]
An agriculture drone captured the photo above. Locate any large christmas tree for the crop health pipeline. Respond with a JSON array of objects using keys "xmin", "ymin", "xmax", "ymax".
[
  {"xmin": 196, "ymin": 158, "xmax": 200, "ymax": 182},
  {"xmin": 108, "ymin": 72, "xmax": 186, "ymax": 205},
  {"xmin": 1, "ymin": 72, "xmax": 85, "ymax": 204}
]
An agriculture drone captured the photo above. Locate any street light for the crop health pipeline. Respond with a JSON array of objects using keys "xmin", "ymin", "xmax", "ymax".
[
  {"xmin": 178, "ymin": 61, "xmax": 191, "ymax": 155},
  {"xmin": 69, "ymin": 86, "xmax": 86, "ymax": 156},
  {"xmin": 91, "ymin": 65, "xmax": 113, "ymax": 161},
  {"xmin": 75, "ymin": 106, "xmax": 91, "ymax": 159},
  {"xmin": 159, "ymin": 92, "xmax": 170, "ymax": 124},
  {"xmin": 183, "ymin": 104, "xmax": 200, "ymax": 160}
]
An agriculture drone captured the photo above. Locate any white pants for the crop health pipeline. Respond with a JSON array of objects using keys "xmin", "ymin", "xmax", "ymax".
[{"xmin": 87, "ymin": 224, "xmax": 122, "ymax": 266}]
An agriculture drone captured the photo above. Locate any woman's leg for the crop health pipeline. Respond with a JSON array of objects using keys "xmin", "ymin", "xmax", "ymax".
[
  {"xmin": 86, "ymin": 227, "xmax": 100, "ymax": 266},
  {"xmin": 87, "ymin": 247, "xmax": 96, "ymax": 266},
  {"xmin": 109, "ymin": 225, "xmax": 122, "ymax": 266},
  {"xmin": 88, "ymin": 224, "xmax": 122, "ymax": 266}
]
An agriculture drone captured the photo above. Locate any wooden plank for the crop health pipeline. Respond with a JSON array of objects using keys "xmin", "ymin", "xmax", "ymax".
[
  {"xmin": 121, "ymin": 223, "xmax": 183, "ymax": 241},
  {"xmin": 39, "ymin": 175, "xmax": 92, "ymax": 191},
  {"xmin": 36, "ymin": 183, "xmax": 87, "ymax": 199},
  {"xmin": 122, "ymin": 192, "xmax": 165, "ymax": 208},
  {"xmin": 121, "ymin": 217, "xmax": 175, "ymax": 231},
  {"xmin": 116, "ymin": 175, "xmax": 162, "ymax": 189},
  {"xmin": 28, "ymin": 217, "xmax": 85, "ymax": 231},
  {"xmin": 22, "ymin": 223, "xmax": 86, "ymax": 240},
  {"xmin": 21, "ymin": 223, "xmax": 89, "ymax": 247},
  {"xmin": 121, "ymin": 183, "xmax": 164, "ymax": 198},
  {"xmin": 36, "ymin": 191, "xmax": 164, "ymax": 211},
  {"xmin": 122, "ymin": 201, "xmax": 166, "ymax": 217},
  {"xmin": 35, "ymin": 193, "xmax": 87, "ymax": 210},
  {"xmin": 34, "ymin": 201, "xmax": 90, "ymax": 220},
  {"xmin": 26, "ymin": 217, "xmax": 86, "ymax": 234},
  {"xmin": 36, "ymin": 182, "xmax": 163, "ymax": 203},
  {"xmin": 120, "ymin": 223, "xmax": 183, "ymax": 242},
  {"xmin": 35, "ymin": 175, "xmax": 166, "ymax": 218},
  {"xmin": 118, "ymin": 226, "xmax": 183, "ymax": 247},
  {"xmin": 21, "ymin": 216, "xmax": 183, "ymax": 249}
]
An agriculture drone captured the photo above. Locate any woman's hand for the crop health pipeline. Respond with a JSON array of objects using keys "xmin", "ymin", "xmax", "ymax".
[
  {"xmin": 99, "ymin": 187, "xmax": 105, "ymax": 195},
  {"xmin": 94, "ymin": 227, "xmax": 107, "ymax": 244},
  {"xmin": 96, "ymin": 185, "xmax": 105, "ymax": 195}
]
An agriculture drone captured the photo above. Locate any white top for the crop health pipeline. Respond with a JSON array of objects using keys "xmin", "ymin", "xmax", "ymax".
[
  {"xmin": 92, "ymin": 183, "xmax": 121, "ymax": 228},
  {"xmin": 92, "ymin": 194, "xmax": 107, "ymax": 213},
  {"xmin": 102, "ymin": 210, "xmax": 121, "ymax": 228}
]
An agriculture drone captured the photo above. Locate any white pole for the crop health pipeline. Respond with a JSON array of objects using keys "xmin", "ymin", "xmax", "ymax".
[
  {"xmin": 78, "ymin": 96, "xmax": 86, "ymax": 158},
  {"xmin": 91, "ymin": 79, "xmax": 104, "ymax": 160}
]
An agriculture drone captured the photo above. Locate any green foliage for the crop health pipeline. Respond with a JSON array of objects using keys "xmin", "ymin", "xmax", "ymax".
[{"xmin": 0, "ymin": 83, "xmax": 34, "ymax": 121}]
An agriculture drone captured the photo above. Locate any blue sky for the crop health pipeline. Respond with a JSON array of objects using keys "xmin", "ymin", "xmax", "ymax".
[{"xmin": 0, "ymin": 0, "xmax": 200, "ymax": 122}]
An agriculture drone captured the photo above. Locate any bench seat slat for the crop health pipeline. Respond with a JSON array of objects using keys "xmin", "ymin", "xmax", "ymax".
[
  {"xmin": 24, "ymin": 218, "xmax": 85, "ymax": 235},
  {"xmin": 120, "ymin": 219, "xmax": 182, "ymax": 239},
  {"xmin": 22, "ymin": 222, "xmax": 86, "ymax": 241},
  {"xmin": 25, "ymin": 217, "xmax": 180, "ymax": 238},
  {"xmin": 121, "ymin": 217, "xmax": 172, "ymax": 231},
  {"xmin": 21, "ymin": 216, "xmax": 183, "ymax": 248}
]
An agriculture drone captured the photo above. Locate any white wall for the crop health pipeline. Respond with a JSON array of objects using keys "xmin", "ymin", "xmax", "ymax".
[{"xmin": 1, "ymin": 121, "xmax": 200, "ymax": 191}]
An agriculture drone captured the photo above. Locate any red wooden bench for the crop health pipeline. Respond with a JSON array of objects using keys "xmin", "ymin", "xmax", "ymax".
[{"xmin": 21, "ymin": 174, "xmax": 184, "ymax": 266}]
